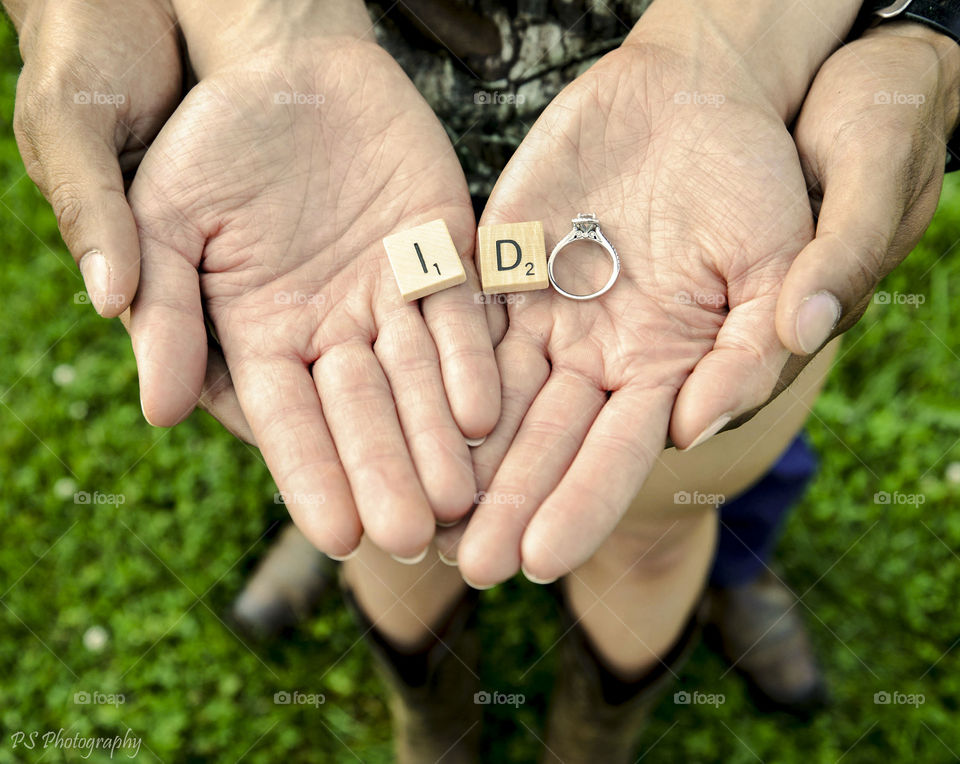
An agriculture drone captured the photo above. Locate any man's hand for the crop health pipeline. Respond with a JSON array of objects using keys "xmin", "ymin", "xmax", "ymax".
[
  {"xmin": 7, "ymin": 0, "xmax": 182, "ymax": 316},
  {"xmin": 127, "ymin": 38, "xmax": 499, "ymax": 559},
  {"xmin": 779, "ymin": 21, "xmax": 960, "ymax": 353}
]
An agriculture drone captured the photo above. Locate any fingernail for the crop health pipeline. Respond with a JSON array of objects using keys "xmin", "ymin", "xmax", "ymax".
[
  {"xmin": 461, "ymin": 574, "xmax": 495, "ymax": 591},
  {"xmin": 796, "ymin": 290, "xmax": 841, "ymax": 355},
  {"xmin": 464, "ymin": 435, "xmax": 486, "ymax": 447},
  {"xmin": 140, "ymin": 397, "xmax": 159, "ymax": 428},
  {"xmin": 391, "ymin": 547, "xmax": 429, "ymax": 565},
  {"xmin": 682, "ymin": 413, "xmax": 732, "ymax": 452},
  {"xmin": 521, "ymin": 565, "xmax": 559, "ymax": 585},
  {"xmin": 79, "ymin": 250, "xmax": 111, "ymax": 316},
  {"xmin": 437, "ymin": 550, "xmax": 459, "ymax": 566},
  {"xmin": 328, "ymin": 548, "xmax": 360, "ymax": 562},
  {"xmin": 436, "ymin": 519, "xmax": 460, "ymax": 528}
]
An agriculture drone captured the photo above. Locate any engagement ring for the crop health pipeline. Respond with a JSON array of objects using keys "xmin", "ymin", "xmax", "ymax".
[{"xmin": 547, "ymin": 213, "xmax": 620, "ymax": 300}]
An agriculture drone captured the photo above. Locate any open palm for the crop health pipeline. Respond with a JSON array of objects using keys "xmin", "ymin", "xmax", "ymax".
[
  {"xmin": 127, "ymin": 40, "xmax": 498, "ymax": 559},
  {"xmin": 455, "ymin": 43, "xmax": 815, "ymax": 586}
]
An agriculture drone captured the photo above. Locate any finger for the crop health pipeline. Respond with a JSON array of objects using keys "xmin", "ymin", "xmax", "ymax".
[
  {"xmin": 458, "ymin": 371, "xmax": 605, "ymax": 588},
  {"xmin": 776, "ymin": 154, "xmax": 918, "ymax": 357},
  {"xmin": 120, "ymin": 306, "xmax": 252, "ymax": 444},
  {"xmin": 669, "ymin": 293, "xmax": 790, "ymax": 450},
  {"xmin": 521, "ymin": 383, "xmax": 674, "ymax": 582},
  {"xmin": 14, "ymin": 91, "xmax": 138, "ymax": 317},
  {"xmin": 227, "ymin": 354, "xmax": 361, "ymax": 557},
  {"xmin": 470, "ymin": 332, "xmax": 551, "ymax": 492},
  {"xmin": 118, "ymin": 308, "xmax": 257, "ymax": 446},
  {"xmin": 374, "ymin": 310, "xmax": 475, "ymax": 523},
  {"xmin": 127, "ymin": 230, "xmax": 207, "ymax": 428},
  {"xmin": 422, "ymin": 280, "xmax": 500, "ymax": 439},
  {"xmin": 197, "ymin": 344, "xmax": 256, "ymax": 445},
  {"xmin": 432, "ymin": 327, "xmax": 546, "ymax": 575},
  {"xmin": 314, "ymin": 341, "xmax": 435, "ymax": 560},
  {"xmin": 435, "ymin": 515, "xmax": 469, "ymax": 566}
]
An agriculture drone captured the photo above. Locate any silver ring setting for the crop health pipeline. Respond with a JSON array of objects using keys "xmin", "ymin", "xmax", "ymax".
[{"xmin": 547, "ymin": 213, "xmax": 620, "ymax": 300}]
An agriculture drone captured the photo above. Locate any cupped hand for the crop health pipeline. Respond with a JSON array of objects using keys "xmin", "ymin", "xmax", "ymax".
[
  {"xmin": 779, "ymin": 21, "xmax": 960, "ymax": 351},
  {"xmin": 127, "ymin": 39, "xmax": 499, "ymax": 558},
  {"xmin": 11, "ymin": 0, "xmax": 182, "ymax": 316},
  {"xmin": 452, "ymin": 40, "xmax": 817, "ymax": 587}
]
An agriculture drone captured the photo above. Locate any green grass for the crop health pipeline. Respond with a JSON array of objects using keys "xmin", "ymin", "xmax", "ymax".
[{"xmin": 1, "ymin": 18, "xmax": 960, "ymax": 764}]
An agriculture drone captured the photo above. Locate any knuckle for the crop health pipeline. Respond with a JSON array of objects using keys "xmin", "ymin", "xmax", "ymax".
[
  {"xmin": 47, "ymin": 178, "xmax": 86, "ymax": 236},
  {"xmin": 522, "ymin": 418, "xmax": 578, "ymax": 445},
  {"xmin": 849, "ymin": 228, "xmax": 890, "ymax": 288}
]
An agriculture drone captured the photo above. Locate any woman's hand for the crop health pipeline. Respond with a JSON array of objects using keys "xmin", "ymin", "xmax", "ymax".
[
  {"xmin": 6, "ymin": 0, "xmax": 182, "ymax": 316},
  {"xmin": 126, "ymin": 38, "xmax": 499, "ymax": 559},
  {"xmin": 779, "ymin": 21, "xmax": 960, "ymax": 352},
  {"xmin": 448, "ymin": 0, "xmax": 865, "ymax": 587}
]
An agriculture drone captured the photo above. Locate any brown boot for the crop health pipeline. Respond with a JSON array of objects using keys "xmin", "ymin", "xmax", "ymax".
[
  {"xmin": 340, "ymin": 576, "xmax": 482, "ymax": 764},
  {"xmin": 542, "ymin": 588, "xmax": 705, "ymax": 764},
  {"xmin": 704, "ymin": 569, "xmax": 828, "ymax": 717},
  {"xmin": 232, "ymin": 524, "xmax": 334, "ymax": 637}
]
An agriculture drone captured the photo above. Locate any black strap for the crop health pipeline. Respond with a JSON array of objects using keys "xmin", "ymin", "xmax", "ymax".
[{"xmin": 902, "ymin": 0, "xmax": 960, "ymax": 44}]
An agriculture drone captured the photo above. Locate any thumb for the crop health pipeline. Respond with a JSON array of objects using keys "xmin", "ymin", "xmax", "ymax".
[
  {"xmin": 14, "ymin": 84, "xmax": 140, "ymax": 318},
  {"xmin": 775, "ymin": 154, "xmax": 916, "ymax": 357},
  {"xmin": 126, "ymin": 170, "xmax": 207, "ymax": 428}
]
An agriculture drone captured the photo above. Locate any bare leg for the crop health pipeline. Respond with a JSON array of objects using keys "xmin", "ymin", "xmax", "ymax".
[
  {"xmin": 341, "ymin": 536, "xmax": 467, "ymax": 651},
  {"xmin": 564, "ymin": 507, "xmax": 716, "ymax": 677},
  {"xmin": 566, "ymin": 340, "xmax": 839, "ymax": 676}
]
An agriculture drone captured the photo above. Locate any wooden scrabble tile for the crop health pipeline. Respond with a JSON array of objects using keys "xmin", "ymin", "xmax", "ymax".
[
  {"xmin": 383, "ymin": 219, "xmax": 467, "ymax": 301},
  {"xmin": 477, "ymin": 221, "xmax": 549, "ymax": 294}
]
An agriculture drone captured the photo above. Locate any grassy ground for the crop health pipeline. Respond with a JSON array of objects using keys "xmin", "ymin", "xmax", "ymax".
[{"xmin": 1, "ymin": 19, "xmax": 959, "ymax": 764}]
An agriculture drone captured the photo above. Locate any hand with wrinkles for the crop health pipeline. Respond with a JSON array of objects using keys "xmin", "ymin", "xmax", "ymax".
[
  {"xmin": 126, "ymin": 29, "xmax": 499, "ymax": 559},
  {"xmin": 440, "ymin": 0, "xmax": 871, "ymax": 587}
]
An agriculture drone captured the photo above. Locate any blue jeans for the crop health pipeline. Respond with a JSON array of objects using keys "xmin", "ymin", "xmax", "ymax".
[{"xmin": 708, "ymin": 434, "xmax": 817, "ymax": 588}]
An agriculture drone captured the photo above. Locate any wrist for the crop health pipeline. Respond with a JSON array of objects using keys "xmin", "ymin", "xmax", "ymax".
[
  {"xmin": 626, "ymin": 0, "xmax": 862, "ymax": 120},
  {"xmin": 12, "ymin": 0, "xmax": 176, "ymax": 60},
  {"xmin": 867, "ymin": 20, "xmax": 960, "ymax": 134},
  {"xmin": 173, "ymin": 0, "xmax": 374, "ymax": 79},
  {"xmin": 9, "ymin": 0, "xmax": 42, "ymax": 57}
]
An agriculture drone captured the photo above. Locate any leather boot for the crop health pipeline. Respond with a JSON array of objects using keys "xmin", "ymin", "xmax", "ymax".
[
  {"xmin": 232, "ymin": 524, "xmax": 334, "ymax": 637},
  {"xmin": 704, "ymin": 569, "xmax": 828, "ymax": 717},
  {"xmin": 542, "ymin": 588, "xmax": 705, "ymax": 764},
  {"xmin": 340, "ymin": 575, "xmax": 482, "ymax": 764}
]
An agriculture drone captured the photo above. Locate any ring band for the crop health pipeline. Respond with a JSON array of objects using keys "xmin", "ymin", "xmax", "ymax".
[{"xmin": 547, "ymin": 213, "xmax": 620, "ymax": 300}]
